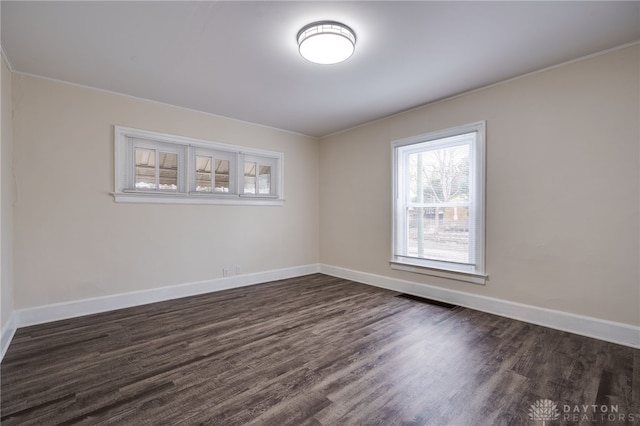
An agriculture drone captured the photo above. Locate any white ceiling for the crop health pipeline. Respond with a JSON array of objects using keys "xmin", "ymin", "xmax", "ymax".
[{"xmin": 2, "ymin": 1, "xmax": 639, "ymax": 138}]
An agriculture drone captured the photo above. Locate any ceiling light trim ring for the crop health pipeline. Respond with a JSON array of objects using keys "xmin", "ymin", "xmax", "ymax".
[
  {"xmin": 297, "ymin": 20, "xmax": 357, "ymax": 65},
  {"xmin": 297, "ymin": 20, "xmax": 357, "ymax": 45}
]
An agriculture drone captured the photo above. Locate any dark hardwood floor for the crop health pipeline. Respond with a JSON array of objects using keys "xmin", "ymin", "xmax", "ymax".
[{"xmin": 1, "ymin": 274, "xmax": 638, "ymax": 425}]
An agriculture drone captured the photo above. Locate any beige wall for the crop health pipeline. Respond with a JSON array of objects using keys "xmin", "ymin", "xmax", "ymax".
[
  {"xmin": 320, "ymin": 45, "xmax": 640, "ymax": 326},
  {"xmin": 12, "ymin": 75, "xmax": 319, "ymax": 308},
  {"xmin": 6, "ymin": 44, "xmax": 640, "ymax": 330},
  {"xmin": 1, "ymin": 54, "xmax": 14, "ymax": 328}
]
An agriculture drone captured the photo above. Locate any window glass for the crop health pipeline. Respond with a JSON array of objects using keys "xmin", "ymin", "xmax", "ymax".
[
  {"xmin": 258, "ymin": 165, "xmax": 271, "ymax": 195},
  {"xmin": 406, "ymin": 142, "xmax": 471, "ymax": 264},
  {"xmin": 135, "ymin": 148, "xmax": 156, "ymax": 189},
  {"xmin": 158, "ymin": 152, "xmax": 178, "ymax": 190},
  {"xmin": 215, "ymin": 159, "xmax": 230, "ymax": 193},
  {"xmin": 196, "ymin": 155, "xmax": 213, "ymax": 192},
  {"xmin": 244, "ymin": 162, "xmax": 257, "ymax": 194}
]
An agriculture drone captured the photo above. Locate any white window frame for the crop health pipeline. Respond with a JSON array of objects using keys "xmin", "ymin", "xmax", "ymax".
[
  {"xmin": 391, "ymin": 121, "xmax": 486, "ymax": 284},
  {"xmin": 114, "ymin": 126, "xmax": 284, "ymax": 206},
  {"xmin": 126, "ymin": 138, "xmax": 187, "ymax": 193},
  {"xmin": 190, "ymin": 147, "xmax": 238, "ymax": 196},
  {"xmin": 240, "ymin": 154, "xmax": 280, "ymax": 198}
]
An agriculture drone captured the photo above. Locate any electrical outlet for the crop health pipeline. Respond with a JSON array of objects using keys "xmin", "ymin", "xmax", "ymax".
[
  {"xmin": 223, "ymin": 268, "xmax": 230, "ymax": 277},
  {"xmin": 235, "ymin": 265, "xmax": 242, "ymax": 274}
]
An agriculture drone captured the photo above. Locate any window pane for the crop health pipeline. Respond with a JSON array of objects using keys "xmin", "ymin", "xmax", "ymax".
[
  {"xmin": 244, "ymin": 162, "xmax": 256, "ymax": 194},
  {"xmin": 158, "ymin": 152, "xmax": 178, "ymax": 190},
  {"xmin": 408, "ymin": 144, "xmax": 470, "ymax": 204},
  {"xmin": 196, "ymin": 155, "xmax": 212, "ymax": 192},
  {"xmin": 407, "ymin": 206, "xmax": 471, "ymax": 263},
  {"xmin": 135, "ymin": 148, "xmax": 156, "ymax": 189},
  {"xmin": 258, "ymin": 165, "xmax": 271, "ymax": 194},
  {"xmin": 405, "ymin": 142, "xmax": 472, "ymax": 265},
  {"xmin": 214, "ymin": 159, "xmax": 230, "ymax": 193}
]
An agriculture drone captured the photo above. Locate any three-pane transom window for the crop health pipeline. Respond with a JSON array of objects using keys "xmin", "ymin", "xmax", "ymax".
[{"xmin": 114, "ymin": 126, "xmax": 283, "ymax": 205}]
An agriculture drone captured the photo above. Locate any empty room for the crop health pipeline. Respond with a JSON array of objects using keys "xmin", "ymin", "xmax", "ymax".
[{"xmin": 0, "ymin": 1, "xmax": 639, "ymax": 425}]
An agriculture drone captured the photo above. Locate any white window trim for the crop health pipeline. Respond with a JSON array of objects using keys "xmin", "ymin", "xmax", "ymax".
[
  {"xmin": 114, "ymin": 126, "xmax": 284, "ymax": 206},
  {"xmin": 391, "ymin": 121, "xmax": 487, "ymax": 285},
  {"xmin": 240, "ymin": 154, "xmax": 281, "ymax": 198},
  {"xmin": 124, "ymin": 138, "xmax": 187, "ymax": 193},
  {"xmin": 190, "ymin": 147, "xmax": 238, "ymax": 195}
]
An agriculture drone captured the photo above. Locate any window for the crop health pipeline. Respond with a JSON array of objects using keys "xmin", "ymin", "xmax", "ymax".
[
  {"xmin": 192, "ymin": 147, "xmax": 236, "ymax": 194},
  {"xmin": 241, "ymin": 155, "xmax": 278, "ymax": 197},
  {"xmin": 392, "ymin": 121, "xmax": 486, "ymax": 284},
  {"xmin": 114, "ymin": 126, "xmax": 283, "ymax": 205},
  {"xmin": 129, "ymin": 138, "xmax": 186, "ymax": 192}
]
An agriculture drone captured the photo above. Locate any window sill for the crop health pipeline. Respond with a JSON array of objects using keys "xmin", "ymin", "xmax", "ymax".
[
  {"xmin": 112, "ymin": 192, "xmax": 285, "ymax": 206},
  {"xmin": 389, "ymin": 260, "xmax": 487, "ymax": 285}
]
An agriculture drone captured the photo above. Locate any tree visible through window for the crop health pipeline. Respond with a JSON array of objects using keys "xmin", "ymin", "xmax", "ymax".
[{"xmin": 408, "ymin": 142, "xmax": 470, "ymax": 263}]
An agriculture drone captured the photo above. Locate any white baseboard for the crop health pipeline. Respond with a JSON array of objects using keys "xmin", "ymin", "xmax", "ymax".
[
  {"xmin": 320, "ymin": 264, "xmax": 640, "ymax": 349},
  {"xmin": 0, "ymin": 264, "xmax": 320, "ymax": 362},
  {"xmin": 2, "ymin": 262, "xmax": 637, "ymax": 364},
  {"xmin": 1, "ymin": 312, "xmax": 17, "ymax": 361}
]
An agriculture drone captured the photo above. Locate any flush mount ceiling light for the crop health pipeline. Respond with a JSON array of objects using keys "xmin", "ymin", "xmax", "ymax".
[{"xmin": 297, "ymin": 21, "xmax": 356, "ymax": 65}]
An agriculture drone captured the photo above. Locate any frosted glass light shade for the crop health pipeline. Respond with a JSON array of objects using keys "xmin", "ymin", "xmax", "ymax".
[{"xmin": 297, "ymin": 21, "xmax": 356, "ymax": 65}]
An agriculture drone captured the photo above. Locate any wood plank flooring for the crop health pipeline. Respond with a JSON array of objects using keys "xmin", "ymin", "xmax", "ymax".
[{"xmin": 1, "ymin": 274, "xmax": 638, "ymax": 425}]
